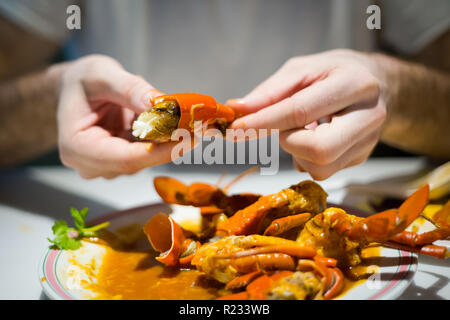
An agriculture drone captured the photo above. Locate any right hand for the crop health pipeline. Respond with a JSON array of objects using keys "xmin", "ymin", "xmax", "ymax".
[{"xmin": 57, "ymin": 55, "xmax": 176, "ymax": 179}]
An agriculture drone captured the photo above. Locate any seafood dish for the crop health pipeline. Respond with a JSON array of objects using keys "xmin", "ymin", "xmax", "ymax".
[
  {"xmin": 132, "ymin": 93, "xmax": 235, "ymax": 142},
  {"xmin": 86, "ymin": 175, "xmax": 448, "ymax": 300}
]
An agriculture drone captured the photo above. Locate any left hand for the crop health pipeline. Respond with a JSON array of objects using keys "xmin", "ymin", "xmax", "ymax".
[
  {"xmin": 227, "ymin": 49, "xmax": 387, "ymax": 180},
  {"xmin": 57, "ymin": 55, "xmax": 175, "ymax": 179}
]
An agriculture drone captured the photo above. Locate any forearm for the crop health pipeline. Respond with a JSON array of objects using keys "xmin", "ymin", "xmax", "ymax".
[
  {"xmin": 372, "ymin": 53, "xmax": 450, "ymax": 158},
  {"xmin": 0, "ymin": 63, "xmax": 67, "ymax": 167}
]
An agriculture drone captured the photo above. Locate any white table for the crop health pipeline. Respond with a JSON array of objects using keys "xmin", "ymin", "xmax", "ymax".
[{"xmin": 0, "ymin": 158, "xmax": 448, "ymax": 299}]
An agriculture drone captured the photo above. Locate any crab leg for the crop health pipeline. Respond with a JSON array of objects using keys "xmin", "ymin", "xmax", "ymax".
[
  {"xmin": 323, "ymin": 268, "xmax": 345, "ymax": 300},
  {"xmin": 419, "ymin": 245, "xmax": 449, "ymax": 259},
  {"xmin": 231, "ymin": 253, "xmax": 297, "ymax": 274},
  {"xmin": 220, "ymin": 271, "xmax": 294, "ymax": 300},
  {"xmin": 298, "ymin": 257, "xmax": 332, "ymax": 289},
  {"xmin": 245, "ymin": 274, "xmax": 273, "ymax": 300},
  {"xmin": 297, "ymin": 256, "xmax": 343, "ymax": 299},
  {"xmin": 216, "ymin": 181, "xmax": 327, "ymax": 236},
  {"xmin": 231, "ymin": 234, "xmax": 317, "ymax": 254},
  {"xmin": 225, "ymin": 271, "xmax": 263, "ymax": 290},
  {"xmin": 384, "ymin": 241, "xmax": 448, "ymax": 259},
  {"xmin": 263, "ymin": 213, "xmax": 312, "ymax": 236},
  {"xmin": 216, "ymin": 192, "xmax": 290, "ymax": 236},
  {"xmin": 218, "ymin": 276, "xmax": 272, "ymax": 300},
  {"xmin": 390, "ymin": 229, "xmax": 450, "ymax": 247},
  {"xmin": 313, "ymin": 255, "xmax": 338, "ymax": 267},
  {"xmin": 224, "ymin": 244, "xmax": 316, "ymax": 259}
]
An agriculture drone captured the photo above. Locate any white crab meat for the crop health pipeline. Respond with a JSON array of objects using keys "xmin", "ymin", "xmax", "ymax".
[{"xmin": 132, "ymin": 112, "xmax": 160, "ymax": 139}]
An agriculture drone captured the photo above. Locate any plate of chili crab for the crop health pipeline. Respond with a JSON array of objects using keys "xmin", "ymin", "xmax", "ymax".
[{"xmin": 39, "ymin": 173, "xmax": 450, "ymax": 300}]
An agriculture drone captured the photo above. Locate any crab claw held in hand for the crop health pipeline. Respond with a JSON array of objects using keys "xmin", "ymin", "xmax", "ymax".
[
  {"xmin": 143, "ymin": 213, "xmax": 199, "ymax": 266},
  {"xmin": 132, "ymin": 92, "xmax": 235, "ymax": 142}
]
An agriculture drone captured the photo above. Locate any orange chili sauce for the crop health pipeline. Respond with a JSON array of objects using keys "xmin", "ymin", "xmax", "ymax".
[
  {"xmin": 335, "ymin": 245, "xmax": 381, "ymax": 299},
  {"xmin": 90, "ymin": 247, "xmax": 226, "ymax": 300}
]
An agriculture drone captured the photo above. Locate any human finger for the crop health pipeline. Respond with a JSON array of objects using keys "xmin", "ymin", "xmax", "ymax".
[
  {"xmin": 231, "ymin": 69, "xmax": 379, "ymax": 132},
  {"xmin": 226, "ymin": 59, "xmax": 316, "ymax": 115},
  {"xmin": 279, "ymin": 100, "xmax": 385, "ymax": 165},
  {"xmin": 68, "ymin": 126, "xmax": 179, "ymax": 176},
  {"xmin": 292, "ymin": 129, "xmax": 380, "ymax": 180},
  {"xmin": 92, "ymin": 67, "xmax": 163, "ymax": 114}
]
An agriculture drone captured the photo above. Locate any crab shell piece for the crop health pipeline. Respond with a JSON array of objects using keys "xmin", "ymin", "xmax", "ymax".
[
  {"xmin": 152, "ymin": 93, "xmax": 235, "ymax": 130},
  {"xmin": 143, "ymin": 213, "xmax": 186, "ymax": 266}
]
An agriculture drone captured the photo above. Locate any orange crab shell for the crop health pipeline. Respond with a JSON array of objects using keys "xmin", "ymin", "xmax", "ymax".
[
  {"xmin": 143, "ymin": 213, "xmax": 185, "ymax": 266},
  {"xmin": 152, "ymin": 93, "xmax": 235, "ymax": 130}
]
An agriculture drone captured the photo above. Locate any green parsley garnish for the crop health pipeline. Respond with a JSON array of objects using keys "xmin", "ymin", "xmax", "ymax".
[{"xmin": 48, "ymin": 207, "xmax": 110, "ymax": 250}]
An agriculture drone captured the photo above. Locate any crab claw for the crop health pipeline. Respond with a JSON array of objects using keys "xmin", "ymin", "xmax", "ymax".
[
  {"xmin": 143, "ymin": 213, "xmax": 186, "ymax": 266},
  {"xmin": 154, "ymin": 176, "xmax": 222, "ymax": 207},
  {"xmin": 431, "ymin": 200, "xmax": 450, "ymax": 228},
  {"xmin": 346, "ymin": 184, "xmax": 429, "ymax": 242},
  {"xmin": 154, "ymin": 93, "xmax": 235, "ymax": 131},
  {"xmin": 154, "ymin": 177, "xmax": 189, "ymax": 204},
  {"xmin": 398, "ymin": 184, "xmax": 430, "ymax": 229}
]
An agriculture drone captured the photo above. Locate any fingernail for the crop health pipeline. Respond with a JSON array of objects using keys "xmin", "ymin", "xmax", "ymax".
[
  {"xmin": 149, "ymin": 88, "xmax": 164, "ymax": 96},
  {"xmin": 142, "ymin": 92, "xmax": 154, "ymax": 108},
  {"xmin": 226, "ymin": 98, "xmax": 246, "ymax": 105},
  {"xmin": 304, "ymin": 121, "xmax": 318, "ymax": 130},
  {"xmin": 145, "ymin": 142, "xmax": 154, "ymax": 152},
  {"xmin": 230, "ymin": 119, "xmax": 247, "ymax": 129},
  {"xmin": 145, "ymin": 89, "xmax": 164, "ymax": 107}
]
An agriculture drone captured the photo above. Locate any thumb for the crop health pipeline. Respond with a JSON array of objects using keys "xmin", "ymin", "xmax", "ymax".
[{"xmin": 104, "ymin": 68, "xmax": 164, "ymax": 114}]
